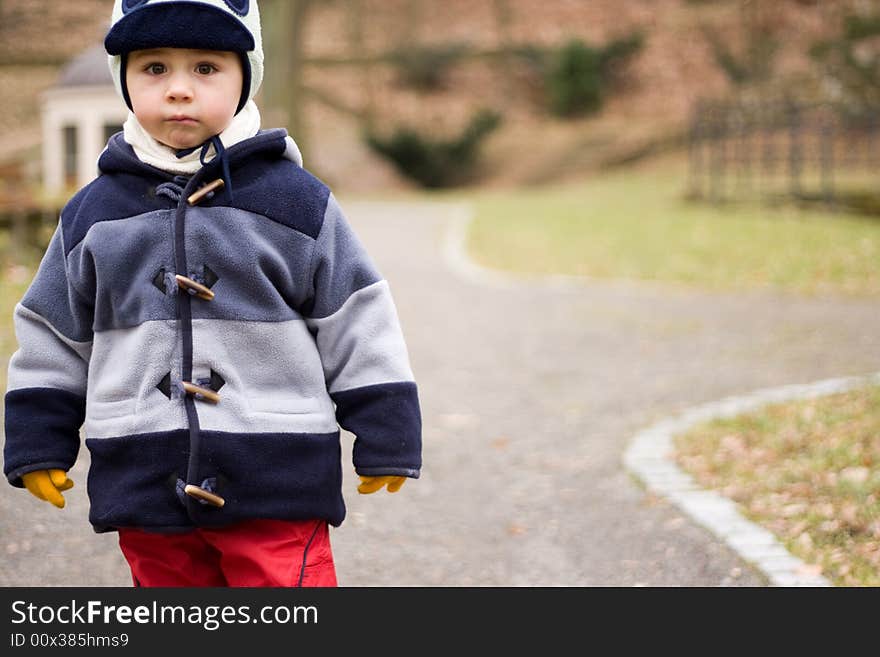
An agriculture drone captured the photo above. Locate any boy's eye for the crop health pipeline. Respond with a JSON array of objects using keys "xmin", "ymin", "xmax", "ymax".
[
  {"xmin": 196, "ymin": 64, "xmax": 216, "ymax": 75},
  {"xmin": 146, "ymin": 63, "xmax": 166, "ymax": 75}
]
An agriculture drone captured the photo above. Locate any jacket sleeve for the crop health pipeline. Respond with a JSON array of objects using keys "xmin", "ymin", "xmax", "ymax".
[
  {"xmin": 3, "ymin": 223, "xmax": 92, "ymax": 487},
  {"xmin": 303, "ymin": 194, "xmax": 421, "ymax": 478}
]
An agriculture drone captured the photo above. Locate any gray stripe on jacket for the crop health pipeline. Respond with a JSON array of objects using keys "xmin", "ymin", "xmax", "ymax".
[
  {"xmin": 62, "ymin": 201, "xmax": 384, "ymax": 330},
  {"xmin": 305, "ymin": 194, "xmax": 383, "ymax": 319},
  {"xmin": 84, "ymin": 318, "xmax": 341, "ymax": 439},
  {"xmin": 84, "ymin": 319, "xmax": 185, "ymax": 439},
  {"xmin": 66, "ymin": 207, "xmax": 318, "ymax": 332},
  {"xmin": 306, "ymin": 280, "xmax": 415, "ymax": 394},
  {"xmin": 20, "ymin": 225, "xmax": 93, "ymax": 343},
  {"xmin": 6, "ymin": 304, "xmax": 91, "ymax": 396}
]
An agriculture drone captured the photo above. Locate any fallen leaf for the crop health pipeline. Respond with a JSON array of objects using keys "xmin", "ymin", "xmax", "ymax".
[{"xmin": 491, "ymin": 437, "xmax": 510, "ymax": 450}]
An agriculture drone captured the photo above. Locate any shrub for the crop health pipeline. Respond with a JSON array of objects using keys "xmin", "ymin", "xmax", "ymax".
[
  {"xmin": 547, "ymin": 39, "xmax": 604, "ymax": 117},
  {"xmin": 389, "ymin": 43, "xmax": 470, "ymax": 91},
  {"xmin": 516, "ymin": 33, "xmax": 644, "ymax": 118},
  {"xmin": 365, "ymin": 110, "xmax": 502, "ymax": 188}
]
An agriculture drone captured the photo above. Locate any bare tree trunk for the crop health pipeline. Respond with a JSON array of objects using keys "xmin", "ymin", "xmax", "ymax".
[
  {"xmin": 349, "ymin": 0, "xmax": 376, "ymax": 130},
  {"xmin": 288, "ymin": 0, "xmax": 314, "ymax": 151},
  {"xmin": 259, "ymin": 0, "xmax": 283, "ymax": 114},
  {"xmin": 492, "ymin": 0, "xmax": 516, "ymax": 103},
  {"xmin": 406, "ymin": 0, "xmax": 423, "ymax": 46},
  {"xmin": 263, "ymin": 0, "xmax": 313, "ymax": 157}
]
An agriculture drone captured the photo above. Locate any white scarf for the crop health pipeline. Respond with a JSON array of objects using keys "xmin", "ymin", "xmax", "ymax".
[{"xmin": 122, "ymin": 100, "xmax": 302, "ymax": 173}]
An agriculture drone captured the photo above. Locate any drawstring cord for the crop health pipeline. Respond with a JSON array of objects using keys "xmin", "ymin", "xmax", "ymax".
[{"xmin": 176, "ymin": 135, "xmax": 233, "ymax": 201}]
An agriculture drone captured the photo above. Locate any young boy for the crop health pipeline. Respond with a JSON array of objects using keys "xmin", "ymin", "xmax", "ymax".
[{"xmin": 3, "ymin": 0, "xmax": 421, "ymax": 587}]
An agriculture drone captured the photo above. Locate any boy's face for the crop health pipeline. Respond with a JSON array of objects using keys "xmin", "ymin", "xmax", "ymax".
[{"xmin": 126, "ymin": 48, "xmax": 243, "ymax": 150}]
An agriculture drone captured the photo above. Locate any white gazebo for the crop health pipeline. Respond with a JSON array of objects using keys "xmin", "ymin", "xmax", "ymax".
[{"xmin": 41, "ymin": 44, "xmax": 128, "ymax": 196}]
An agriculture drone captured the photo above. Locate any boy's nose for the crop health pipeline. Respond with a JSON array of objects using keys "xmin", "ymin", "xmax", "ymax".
[{"xmin": 165, "ymin": 74, "xmax": 194, "ymax": 102}]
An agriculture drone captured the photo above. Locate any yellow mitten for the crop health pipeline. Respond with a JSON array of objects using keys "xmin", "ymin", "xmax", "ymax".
[
  {"xmin": 357, "ymin": 475, "xmax": 406, "ymax": 494},
  {"xmin": 21, "ymin": 469, "xmax": 74, "ymax": 509}
]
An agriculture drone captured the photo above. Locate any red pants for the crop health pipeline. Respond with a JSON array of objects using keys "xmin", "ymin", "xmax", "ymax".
[{"xmin": 118, "ymin": 519, "xmax": 337, "ymax": 587}]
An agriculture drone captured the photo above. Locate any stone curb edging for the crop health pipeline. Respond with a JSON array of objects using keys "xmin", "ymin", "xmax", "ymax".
[{"xmin": 623, "ymin": 372, "xmax": 880, "ymax": 587}]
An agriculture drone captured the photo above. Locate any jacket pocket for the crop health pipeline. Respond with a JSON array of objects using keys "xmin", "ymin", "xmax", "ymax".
[
  {"xmin": 87, "ymin": 397, "xmax": 136, "ymax": 420},
  {"xmin": 247, "ymin": 395, "xmax": 324, "ymax": 416}
]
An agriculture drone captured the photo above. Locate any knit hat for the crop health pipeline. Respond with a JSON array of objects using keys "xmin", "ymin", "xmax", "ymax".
[{"xmin": 105, "ymin": 0, "xmax": 264, "ymax": 115}]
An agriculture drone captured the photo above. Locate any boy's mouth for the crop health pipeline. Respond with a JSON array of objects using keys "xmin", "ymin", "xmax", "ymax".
[{"xmin": 167, "ymin": 116, "xmax": 198, "ymax": 125}]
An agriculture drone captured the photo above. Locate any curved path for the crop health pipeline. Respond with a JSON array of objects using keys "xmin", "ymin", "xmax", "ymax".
[{"xmin": 1, "ymin": 201, "xmax": 878, "ymax": 586}]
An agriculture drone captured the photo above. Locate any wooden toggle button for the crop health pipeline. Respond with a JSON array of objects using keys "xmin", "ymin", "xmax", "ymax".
[
  {"xmin": 187, "ymin": 178, "xmax": 225, "ymax": 206},
  {"xmin": 181, "ymin": 381, "xmax": 220, "ymax": 404},
  {"xmin": 184, "ymin": 484, "xmax": 225, "ymax": 508},
  {"xmin": 175, "ymin": 274, "xmax": 215, "ymax": 301}
]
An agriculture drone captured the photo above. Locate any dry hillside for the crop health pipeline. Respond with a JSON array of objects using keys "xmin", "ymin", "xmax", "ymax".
[{"xmin": 0, "ymin": 0, "xmax": 870, "ymax": 192}]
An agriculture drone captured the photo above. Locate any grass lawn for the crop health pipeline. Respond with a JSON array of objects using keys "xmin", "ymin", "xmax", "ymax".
[
  {"xmin": 461, "ymin": 156, "xmax": 880, "ymax": 296},
  {"xmin": 674, "ymin": 385, "xmax": 880, "ymax": 587}
]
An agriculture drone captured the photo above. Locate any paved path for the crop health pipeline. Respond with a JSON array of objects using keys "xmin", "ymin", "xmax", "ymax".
[{"xmin": 1, "ymin": 201, "xmax": 878, "ymax": 586}]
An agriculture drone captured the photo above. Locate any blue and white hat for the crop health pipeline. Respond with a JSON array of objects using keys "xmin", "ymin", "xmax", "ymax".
[{"xmin": 105, "ymin": 0, "xmax": 264, "ymax": 115}]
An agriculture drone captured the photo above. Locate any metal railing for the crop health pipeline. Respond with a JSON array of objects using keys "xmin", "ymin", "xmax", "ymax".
[{"xmin": 688, "ymin": 96, "xmax": 880, "ymax": 210}]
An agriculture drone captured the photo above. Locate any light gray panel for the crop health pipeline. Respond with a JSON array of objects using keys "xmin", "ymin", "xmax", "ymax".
[
  {"xmin": 84, "ymin": 319, "xmax": 187, "ymax": 439},
  {"xmin": 6, "ymin": 304, "xmax": 91, "ymax": 395},
  {"xmin": 192, "ymin": 318, "xmax": 339, "ymax": 434},
  {"xmin": 82, "ymin": 318, "xmax": 341, "ymax": 439},
  {"xmin": 305, "ymin": 280, "xmax": 415, "ymax": 394}
]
